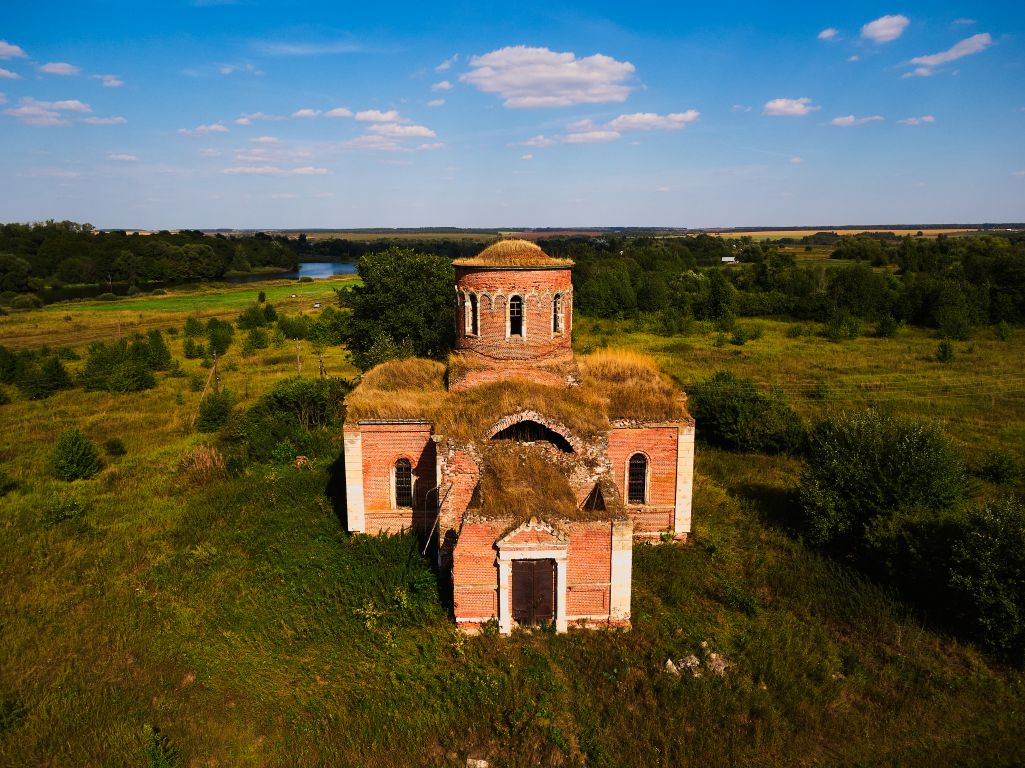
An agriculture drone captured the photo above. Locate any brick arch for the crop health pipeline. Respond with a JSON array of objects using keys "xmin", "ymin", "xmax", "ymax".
[{"xmin": 486, "ymin": 410, "xmax": 582, "ymax": 453}]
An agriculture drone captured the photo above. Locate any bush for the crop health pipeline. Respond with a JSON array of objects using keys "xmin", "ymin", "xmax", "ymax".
[
  {"xmin": 798, "ymin": 410, "xmax": 967, "ymax": 550},
  {"xmin": 197, "ymin": 390, "xmax": 234, "ymax": 432},
  {"xmin": 104, "ymin": 437, "xmax": 127, "ymax": 457},
  {"xmin": 947, "ymin": 497, "xmax": 1025, "ymax": 660},
  {"xmin": 96, "ymin": 292, "xmax": 118, "ymax": 302},
  {"xmin": 258, "ymin": 290, "xmax": 266, "ymax": 303},
  {"xmin": 936, "ymin": 339, "xmax": 954, "ymax": 363},
  {"xmin": 876, "ymin": 315, "xmax": 899, "ymax": 338},
  {"xmin": 81, "ymin": 338, "xmax": 160, "ymax": 392},
  {"xmin": 12, "ymin": 353, "xmax": 73, "ymax": 400},
  {"xmin": 205, "ymin": 318, "xmax": 234, "ymax": 356},
  {"xmin": 52, "ymin": 427, "xmax": 102, "ymax": 481},
  {"xmin": 11, "ymin": 294, "xmax": 43, "ymax": 310},
  {"xmin": 825, "ymin": 311, "xmax": 860, "ymax": 341},
  {"xmin": 183, "ymin": 317, "xmax": 204, "ymax": 337},
  {"xmin": 241, "ymin": 328, "xmax": 269, "ymax": 356},
  {"xmin": 978, "ymin": 450, "xmax": 1023, "ymax": 486},
  {"xmin": 690, "ymin": 371, "xmax": 806, "ymax": 454},
  {"xmin": 236, "ymin": 303, "xmax": 269, "ymax": 330},
  {"xmin": 995, "ymin": 321, "xmax": 1011, "ymax": 341},
  {"xmin": 0, "ymin": 388, "xmax": 8, "ymax": 406}
]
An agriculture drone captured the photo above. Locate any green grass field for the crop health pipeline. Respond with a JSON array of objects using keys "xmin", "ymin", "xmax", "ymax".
[{"xmin": 1, "ymin": 283, "xmax": 1023, "ymax": 767}]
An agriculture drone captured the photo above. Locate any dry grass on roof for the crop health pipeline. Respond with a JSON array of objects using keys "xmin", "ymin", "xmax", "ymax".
[
  {"xmin": 472, "ymin": 445, "xmax": 581, "ymax": 522},
  {"xmin": 452, "ymin": 238, "xmax": 574, "ymax": 268},
  {"xmin": 435, "ymin": 378, "xmax": 608, "ymax": 441},
  {"xmin": 580, "ymin": 348, "xmax": 690, "ymax": 423},
  {"xmin": 344, "ymin": 357, "xmax": 447, "ymax": 423}
]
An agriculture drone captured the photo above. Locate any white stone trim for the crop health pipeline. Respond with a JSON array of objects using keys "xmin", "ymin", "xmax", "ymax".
[
  {"xmin": 624, "ymin": 450, "xmax": 650, "ymax": 506},
  {"xmin": 674, "ymin": 423, "xmax": 695, "ymax": 535},
  {"xmin": 609, "ymin": 518, "xmax": 632, "ymax": 621},
  {"xmin": 343, "ymin": 427, "xmax": 365, "ymax": 533},
  {"xmin": 495, "ymin": 517, "xmax": 569, "ymax": 634}
]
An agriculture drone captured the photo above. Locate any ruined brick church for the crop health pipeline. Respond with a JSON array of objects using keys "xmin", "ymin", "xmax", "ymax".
[{"xmin": 343, "ymin": 239, "xmax": 695, "ymax": 633}]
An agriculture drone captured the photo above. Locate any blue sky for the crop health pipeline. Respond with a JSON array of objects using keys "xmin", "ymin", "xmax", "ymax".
[{"xmin": 1, "ymin": 1, "xmax": 1023, "ymax": 228}]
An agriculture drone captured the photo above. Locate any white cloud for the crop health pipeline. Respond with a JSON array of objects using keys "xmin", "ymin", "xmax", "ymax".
[
  {"xmin": 0, "ymin": 41, "xmax": 28, "ymax": 59},
  {"xmin": 51, "ymin": 100, "xmax": 91, "ymax": 113},
  {"xmin": 250, "ymin": 135, "xmax": 280, "ymax": 144},
  {"xmin": 341, "ymin": 134, "xmax": 403, "ymax": 151},
  {"xmin": 427, "ymin": 98, "xmax": 445, "ymax": 107},
  {"xmin": 861, "ymin": 14, "xmax": 910, "ymax": 43},
  {"xmin": 897, "ymin": 115, "xmax": 936, "ymax": 125},
  {"xmin": 200, "ymin": 148, "xmax": 222, "ymax": 157},
  {"xmin": 848, "ymin": 55, "xmax": 860, "ymax": 62},
  {"xmin": 432, "ymin": 80, "xmax": 453, "ymax": 91},
  {"xmin": 325, "ymin": 107, "xmax": 353, "ymax": 118},
  {"xmin": 562, "ymin": 130, "xmax": 621, "ymax": 144},
  {"xmin": 790, "ymin": 156, "xmax": 803, "ymax": 164},
  {"xmin": 93, "ymin": 74, "xmax": 124, "ymax": 88},
  {"xmin": 731, "ymin": 104, "xmax": 752, "ymax": 113},
  {"xmin": 521, "ymin": 134, "xmax": 556, "ymax": 148},
  {"xmin": 40, "ymin": 62, "xmax": 81, "ymax": 76},
  {"xmin": 656, "ymin": 186, "xmax": 671, "ymax": 192},
  {"xmin": 235, "ymin": 111, "xmax": 285, "ymax": 125},
  {"xmin": 1012, "ymin": 170, "xmax": 1025, "ymax": 177},
  {"xmin": 607, "ymin": 111, "xmax": 699, "ymax": 131},
  {"xmin": 818, "ymin": 28, "xmax": 839, "ymax": 41},
  {"xmin": 904, "ymin": 33, "xmax": 993, "ymax": 77},
  {"xmin": 368, "ymin": 122, "xmax": 436, "ymax": 138},
  {"xmin": 829, "ymin": 114, "xmax": 884, "ymax": 126},
  {"xmin": 460, "ymin": 45, "xmax": 635, "ymax": 108},
  {"xmin": 107, "ymin": 153, "xmax": 137, "ymax": 161},
  {"xmin": 763, "ymin": 97, "xmax": 820, "ymax": 116},
  {"xmin": 253, "ymin": 39, "xmax": 362, "ymax": 56},
  {"xmin": 355, "ymin": 109, "xmax": 402, "ymax": 122},
  {"xmin": 222, "ymin": 165, "xmax": 328, "ymax": 175},
  {"xmin": 4, "ymin": 97, "xmax": 93, "ymax": 126},
  {"xmin": 292, "ymin": 108, "xmax": 321, "ymax": 118},
  {"xmin": 417, "ymin": 142, "xmax": 444, "ymax": 151},
  {"xmin": 953, "ymin": 18, "xmax": 976, "ymax": 25},
  {"xmin": 0, "ymin": 68, "xmax": 21, "ymax": 80},
  {"xmin": 435, "ymin": 54, "xmax": 458, "ymax": 72},
  {"xmin": 81, "ymin": 116, "xmax": 127, "ymax": 125},
  {"xmin": 521, "ymin": 153, "xmax": 533, "ymax": 160},
  {"xmin": 178, "ymin": 122, "xmax": 229, "ymax": 136}
]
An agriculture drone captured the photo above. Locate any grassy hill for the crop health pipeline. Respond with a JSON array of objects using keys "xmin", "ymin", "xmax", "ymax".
[{"xmin": 0, "ymin": 283, "xmax": 1023, "ymax": 766}]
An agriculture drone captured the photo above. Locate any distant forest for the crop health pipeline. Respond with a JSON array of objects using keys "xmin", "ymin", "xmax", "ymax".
[{"xmin": 1, "ymin": 221, "xmax": 1023, "ymax": 334}]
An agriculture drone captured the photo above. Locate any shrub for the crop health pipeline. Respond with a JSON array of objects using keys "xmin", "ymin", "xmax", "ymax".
[
  {"xmin": 936, "ymin": 339, "xmax": 954, "ymax": 363},
  {"xmin": 96, "ymin": 292, "xmax": 118, "ymax": 302},
  {"xmin": 258, "ymin": 290, "xmax": 266, "ymax": 303},
  {"xmin": 52, "ymin": 427, "xmax": 102, "ymax": 481},
  {"xmin": 262, "ymin": 303, "xmax": 277, "ymax": 322},
  {"xmin": 81, "ymin": 339, "xmax": 157, "ymax": 392},
  {"xmin": 104, "ymin": 437, "xmax": 127, "ymax": 457},
  {"xmin": 299, "ymin": 275, "xmax": 314, "ymax": 283},
  {"xmin": 197, "ymin": 390, "xmax": 234, "ymax": 432},
  {"xmin": 876, "ymin": 315, "xmax": 899, "ymax": 338},
  {"xmin": 15, "ymin": 354, "xmax": 73, "ymax": 400},
  {"xmin": 0, "ymin": 468, "xmax": 15, "ymax": 497},
  {"xmin": 995, "ymin": 321, "xmax": 1011, "ymax": 341},
  {"xmin": 205, "ymin": 318, "xmax": 234, "ymax": 356},
  {"xmin": 825, "ymin": 311, "xmax": 860, "ymax": 341},
  {"xmin": 729, "ymin": 326, "xmax": 749, "ymax": 346},
  {"xmin": 0, "ymin": 388, "xmax": 8, "ymax": 406},
  {"xmin": 42, "ymin": 492, "xmax": 88, "ymax": 527},
  {"xmin": 11, "ymin": 294, "xmax": 43, "ymax": 310},
  {"xmin": 690, "ymin": 371, "xmax": 806, "ymax": 454},
  {"xmin": 241, "ymin": 327, "xmax": 269, "ymax": 356},
  {"xmin": 145, "ymin": 330, "xmax": 173, "ymax": 370},
  {"xmin": 978, "ymin": 450, "xmax": 1023, "ymax": 486},
  {"xmin": 798, "ymin": 410, "xmax": 966, "ymax": 550},
  {"xmin": 183, "ymin": 317, "xmax": 204, "ymax": 337},
  {"xmin": 947, "ymin": 497, "xmax": 1025, "ymax": 660},
  {"xmin": 236, "ymin": 303, "xmax": 269, "ymax": 330}
]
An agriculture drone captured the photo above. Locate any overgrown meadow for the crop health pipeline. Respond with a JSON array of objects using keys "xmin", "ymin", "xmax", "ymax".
[{"xmin": 1, "ymin": 280, "xmax": 1024, "ymax": 767}]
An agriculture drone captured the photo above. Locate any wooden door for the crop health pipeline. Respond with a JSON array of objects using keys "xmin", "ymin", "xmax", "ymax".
[{"xmin": 511, "ymin": 559, "xmax": 556, "ymax": 626}]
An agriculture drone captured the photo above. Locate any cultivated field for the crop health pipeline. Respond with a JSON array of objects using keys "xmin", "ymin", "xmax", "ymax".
[
  {"xmin": 704, "ymin": 228, "xmax": 980, "ymax": 240},
  {"xmin": 1, "ymin": 282, "xmax": 1023, "ymax": 766}
]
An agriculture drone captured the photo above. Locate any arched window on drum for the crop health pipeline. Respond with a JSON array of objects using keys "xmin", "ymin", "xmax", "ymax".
[{"xmin": 627, "ymin": 453, "xmax": 648, "ymax": 505}]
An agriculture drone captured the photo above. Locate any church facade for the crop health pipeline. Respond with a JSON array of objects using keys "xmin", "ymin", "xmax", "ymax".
[{"xmin": 343, "ymin": 240, "xmax": 695, "ymax": 633}]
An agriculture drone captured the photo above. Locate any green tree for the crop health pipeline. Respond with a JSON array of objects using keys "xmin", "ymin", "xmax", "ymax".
[
  {"xmin": 798, "ymin": 410, "xmax": 967, "ymax": 550},
  {"xmin": 0, "ymin": 254, "xmax": 32, "ymax": 292},
  {"xmin": 704, "ymin": 269, "xmax": 737, "ymax": 330},
  {"xmin": 341, "ymin": 247, "xmax": 455, "ymax": 371},
  {"xmin": 52, "ymin": 427, "xmax": 102, "ymax": 481}
]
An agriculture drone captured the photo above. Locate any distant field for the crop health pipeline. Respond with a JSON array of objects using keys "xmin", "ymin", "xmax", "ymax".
[
  {"xmin": 704, "ymin": 228, "xmax": 980, "ymax": 240},
  {"xmin": 298, "ymin": 231, "xmax": 498, "ymax": 242}
]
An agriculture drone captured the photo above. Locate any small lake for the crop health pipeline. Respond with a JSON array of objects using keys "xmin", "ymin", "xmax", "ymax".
[{"xmin": 39, "ymin": 261, "xmax": 357, "ymax": 303}]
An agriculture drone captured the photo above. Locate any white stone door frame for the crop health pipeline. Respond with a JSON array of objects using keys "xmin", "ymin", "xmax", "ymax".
[{"xmin": 495, "ymin": 546, "xmax": 568, "ymax": 634}]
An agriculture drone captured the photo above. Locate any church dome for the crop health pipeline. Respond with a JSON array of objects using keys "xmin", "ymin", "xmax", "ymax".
[{"xmin": 453, "ymin": 239, "xmax": 574, "ymax": 269}]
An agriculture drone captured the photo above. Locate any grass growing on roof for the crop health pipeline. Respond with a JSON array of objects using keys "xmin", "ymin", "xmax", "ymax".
[
  {"xmin": 343, "ymin": 358, "xmax": 447, "ymax": 422},
  {"xmin": 471, "ymin": 444, "xmax": 580, "ymax": 522},
  {"xmin": 452, "ymin": 238, "xmax": 574, "ymax": 268},
  {"xmin": 579, "ymin": 348, "xmax": 690, "ymax": 423}
]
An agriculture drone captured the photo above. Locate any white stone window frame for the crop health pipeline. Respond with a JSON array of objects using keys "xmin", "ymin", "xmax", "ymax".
[
  {"xmin": 391, "ymin": 455, "xmax": 416, "ymax": 510},
  {"xmin": 552, "ymin": 292, "xmax": 564, "ymax": 336},
  {"xmin": 625, "ymin": 451, "xmax": 650, "ymax": 506},
  {"xmin": 506, "ymin": 293, "xmax": 526, "ymax": 340},
  {"xmin": 464, "ymin": 292, "xmax": 479, "ymax": 337}
]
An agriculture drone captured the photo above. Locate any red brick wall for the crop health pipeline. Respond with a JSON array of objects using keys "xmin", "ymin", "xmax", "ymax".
[
  {"xmin": 455, "ymin": 267, "xmax": 573, "ymax": 361},
  {"xmin": 566, "ymin": 522, "xmax": 613, "ymax": 617},
  {"xmin": 359, "ymin": 423, "xmax": 436, "ymax": 535},
  {"xmin": 608, "ymin": 426, "xmax": 679, "ymax": 535},
  {"xmin": 452, "ymin": 520, "xmax": 504, "ymax": 620}
]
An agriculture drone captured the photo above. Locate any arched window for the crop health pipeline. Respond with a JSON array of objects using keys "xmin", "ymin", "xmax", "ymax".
[
  {"xmin": 508, "ymin": 295, "xmax": 523, "ymax": 337},
  {"xmin": 394, "ymin": 458, "xmax": 413, "ymax": 508},
  {"xmin": 552, "ymin": 293, "xmax": 564, "ymax": 334},
  {"xmin": 465, "ymin": 293, "xmax": 479, "ymax": 336},
  {"xmin": 628, "ymin": 453, "xmax": 647, "ymax": 505}
]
